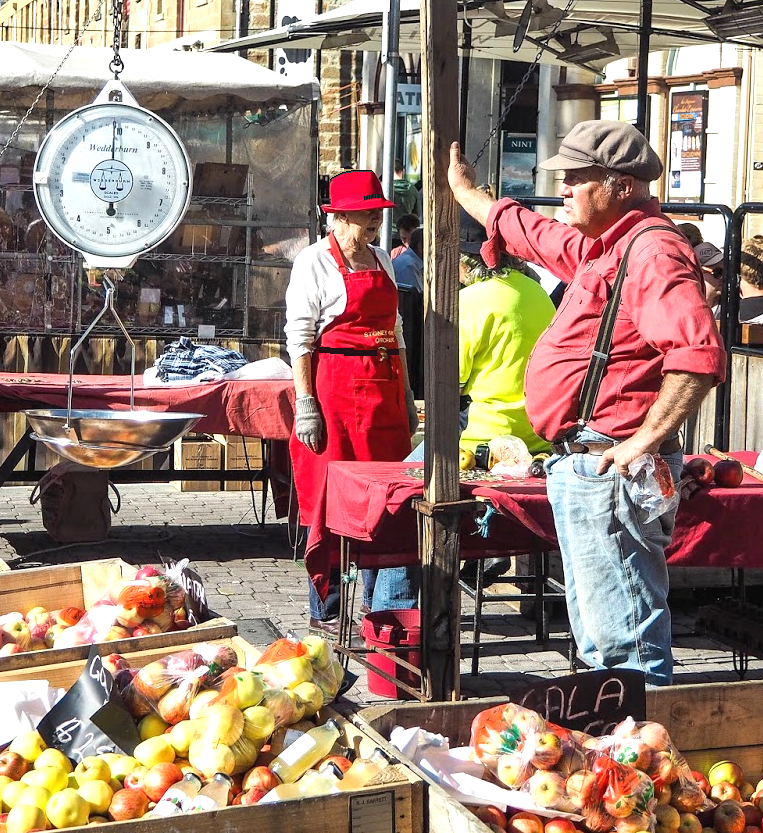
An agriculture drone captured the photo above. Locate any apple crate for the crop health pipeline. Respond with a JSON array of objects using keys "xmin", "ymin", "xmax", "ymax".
[
  {"xmin": 355, "ymin": 679, "xmax": 763, "ymax": 833},
  {"xmin": 0, "ymin": 558, "xmax": 237, "ymax": 674}
]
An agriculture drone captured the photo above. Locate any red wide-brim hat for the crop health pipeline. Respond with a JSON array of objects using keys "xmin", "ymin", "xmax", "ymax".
[{"xmin": 321, "ymin": 169, "xmax": 396, "ymax": 213}]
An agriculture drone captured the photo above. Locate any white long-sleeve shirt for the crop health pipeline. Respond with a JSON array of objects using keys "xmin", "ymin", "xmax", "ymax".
[{"xmin": 284, "ymin": 242, "xmax": 406, "ymax": 361}]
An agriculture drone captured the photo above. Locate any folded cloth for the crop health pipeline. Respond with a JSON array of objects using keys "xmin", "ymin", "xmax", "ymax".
[{"xmin": 153, "ymin": 337, "xmax": 247, "ymax": 382}]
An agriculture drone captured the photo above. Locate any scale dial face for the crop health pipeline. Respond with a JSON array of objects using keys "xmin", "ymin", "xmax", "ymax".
[{"xmin": 33, "ymin": 97, "xmax": 191, "ymax": 263}]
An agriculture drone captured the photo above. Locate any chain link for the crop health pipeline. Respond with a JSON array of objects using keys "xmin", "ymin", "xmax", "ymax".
[
  {"xmin": 109, "ymin": 0, "xmax": 125, "ymax": 79},
  {"xmin": 0, "ymin": 0, "xmax": 106, "ymax": 163},
  {"xmin": 471, "ymin": 0, "xmax": 578, "ymax": 167}
]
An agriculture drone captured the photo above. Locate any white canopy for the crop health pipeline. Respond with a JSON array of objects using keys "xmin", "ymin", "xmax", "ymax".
[
  {"xmin": 0, "ymin": 43, "xmax": 320, "ymax": 109},
  {"xmin": 208, "ymin": 0, "xmax": 751, "ymax": 69}
]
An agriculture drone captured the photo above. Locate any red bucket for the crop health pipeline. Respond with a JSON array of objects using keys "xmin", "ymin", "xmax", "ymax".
[{"xmin": 360, "ymin": 609, "xmax": 421, "ymax": 699}]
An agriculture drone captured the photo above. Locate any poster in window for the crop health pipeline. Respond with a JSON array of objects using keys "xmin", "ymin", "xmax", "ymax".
[
  {"xmin": 275, "ymin": 0, "xmax": 315, "ymax": 83},
  {"xmin": 669, "ymin": 91, "xmax": 707, "ymax": 203},
  {"xmin": 500, "ymin": 134, "xmax": 536, "ymax": 198}
]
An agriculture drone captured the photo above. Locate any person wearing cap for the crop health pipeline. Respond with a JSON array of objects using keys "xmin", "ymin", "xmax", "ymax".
[
  {"xmin": 284, "ymin": 169, "xmax": 420, "ymax": 635},
  {"xmin": 694, "ymin": 240, "xmax": 725, "ymax": 311},
  {"xmin": 448, "ymin": 120, "xmax": 726, "ymax": 686},
  {"xmin": 739, "ymin": 238, "xmax": 763, "ymax": 324}
]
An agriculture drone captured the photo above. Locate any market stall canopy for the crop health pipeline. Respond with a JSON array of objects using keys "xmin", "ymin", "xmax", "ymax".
[
  {"xmin": 0, "ymin": 43, "xmax": 320, "ymax": 110},
  {"xmin": 208, "ymin": 0, "xmax": 756, "ymax": 69}
]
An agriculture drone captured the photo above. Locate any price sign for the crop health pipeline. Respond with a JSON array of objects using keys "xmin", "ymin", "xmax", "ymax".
[
  {"xmin": 37, "ymin": 645, "xmax": 141, "ymax": 761},
  {"xmin": 510, "ymin": 669, "xmax": 646, "ymax": 736},
  {"xmin": 162, "ymin": 557, "xmax": 210, "ymax": 625}
]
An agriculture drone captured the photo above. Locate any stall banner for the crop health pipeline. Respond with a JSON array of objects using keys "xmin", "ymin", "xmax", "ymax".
[
  {"xmin": 37, "ymin": 645, "xmax": 140, "ymax": 761},
  {"xmin": 275, "ymin": 0, "xmax": 316, "ymax": 82},
  {"xmin": 669, "ymin": 91, "xmax": 708, "ymax": 203}
]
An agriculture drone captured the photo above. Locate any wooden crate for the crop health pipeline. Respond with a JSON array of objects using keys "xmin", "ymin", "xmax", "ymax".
[
  {"xmin": 356, "ymin": 680, "xmax": 763, "ymax": 833},
  {"xmin": 212, "ymin": 433, "xmax": 263, "ymax": 491},
  {"xmin": 172, "ymin": 436, "xmax": 222, "ymax": 492},
  {"xmin": 0, "ymin": 558, "xmax": 237, "ymax": 673}
]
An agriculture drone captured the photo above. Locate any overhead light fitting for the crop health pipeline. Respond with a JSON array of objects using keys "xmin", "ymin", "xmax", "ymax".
[
  {"xmin": 557, "ymin": 26, "xmax": 620, "ymax": 65},
  {"xmin": 705, "ymin": 0, "xmax": 763, "ymax": 39}
]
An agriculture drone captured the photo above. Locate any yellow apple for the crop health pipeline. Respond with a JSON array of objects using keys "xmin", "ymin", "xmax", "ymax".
[
  {"xmin": 33, "ymin": 750, "xmax": 72, "ymax": 775},
  {"xmin": 133, "ymin": 736, "xmax": 174, "ymax": 768},
  {"xmin": 104, "ymin": 756, "xmax": 138, "ymax": 783},
  {"xmin": 6, "ymin": 802, "xmax": 47, "ymax": 833},
  {"xmin": 137, "ymin": 714, "xmax": 170, "ymax": 742},
  {"xmin": 241, "ymin": 706, "xmax": 276, "ymax": 743},
  {"xmin": 284, "ymin": 689, "xmax": 306, "ymax": 723},
  {"xmin": 459, "ymin": 447, "xmax": 476, "ymax": 471},
  {"xmin": 291, "ymin": 681, "xmax": 324, "ymax": 718},
  {"xmin": 77, "ymin": 780, "xmax": 113, "ymax": 815},
  {"xmin": 0, "ymin": 775, "xmax": 13, "ymax": 798},
  {"xmin": 168, "ymin": 721, "xmax": 197, "ymax": 757},
  {"xmin": 224, "ymin": 671, "xmax": 264, "ymax": 710},
  {"xmin": 46, "ymin": 788, "xmax": 90, "ymax": 828},
  {"xmin": 3, "ymin": 780, "xmax": 31, "ymax": 810},
  {"xmin": 22, "ymin": 767, "xmax": 69, "ymax": 794},
  {"xmin": 188, "ymin": 740, "xmax": 235, "ymax": 779},
  {"xmin": 9, "ymin": 732, "xmax": 46, "ymax": 764},
  {"xmin": 73, "ymin": 757, "xmax": 111, "ymax": 786},
  {"xmin": 301, "ymin": 635, "xmax": 331, "ymax": 670},
  {"xmin": 203, "ymin": 704, "xmax": 244, "ymax": 746},
  {"xmin": 16, "ymin": 785, "xmax": 51, "ymax": 813},
  {"xmin": 278, "ymin": 656, "xmax": 314, "ymax": 689},
  {"xmin": 188, "ymin": 690, "xmax": 218, "ymax": 720}
]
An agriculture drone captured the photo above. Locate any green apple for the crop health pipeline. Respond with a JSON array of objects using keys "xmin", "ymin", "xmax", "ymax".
[
  {"xmin": 6, "ymin": 802, "xmax": 47, "ymax": 833},
  {"xmin": 46, "ymin": 788, "xmax": 90, "ymax": 829},
  {"xmin": 241, "ymin": 705, "xmax": 276, "ymax": 743},
  {"xmin": 21, "ymin": 767, "xmax": 69, "ymax": 794},
  {"xmin": 8, "ymin": 732, "xmax": 46, "ymax": 765},
  {"xmin": 33, "ymin": 749, "xmax": 72, "ymax": 775},
  {"xmin": 137, "ymin": 714, "xmax": 170, "ymax": 742},
  {"xmin": 73, "ymin": 757, "xmax": 111, "ymax": 786},
  {"xmin": 16, "ymin": 785, "xmax": 51, "ymax": 813},
  {"xmin": 133, "ymin": 736, "xmax": 174, "ymax": 768},
  {"xmin": 77, "ymin": 780, "xmax": 113, "ymax": 815}
]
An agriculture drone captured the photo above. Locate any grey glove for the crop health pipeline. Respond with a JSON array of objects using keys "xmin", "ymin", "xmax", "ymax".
[
  {"xmin": 295, "ymin": 395, "xmax": 324, "ymax": 451},
  {"xmin": 405, "ymin": 388, "xmax": 419, "ymax": 436}
]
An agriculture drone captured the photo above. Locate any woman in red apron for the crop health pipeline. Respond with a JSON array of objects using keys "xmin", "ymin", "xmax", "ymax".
[{"xmin": 285, "ymin": 170, "xmax": 420, "ymax": 634}]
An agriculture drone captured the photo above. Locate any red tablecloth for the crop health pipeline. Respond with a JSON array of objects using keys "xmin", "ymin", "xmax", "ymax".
[
  {"xmin": 0, "ymin": 373, "xmax": 295, "ymax": 439},
  {"xmin": 320, "ymin": 453, "xmax": 763, "ymax": 572}
]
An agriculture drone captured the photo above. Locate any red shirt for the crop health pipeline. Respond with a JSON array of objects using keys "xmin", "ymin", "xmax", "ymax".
[{"xmin": 483, "ymin": 197, "xmax": 727, "ymax": 442}]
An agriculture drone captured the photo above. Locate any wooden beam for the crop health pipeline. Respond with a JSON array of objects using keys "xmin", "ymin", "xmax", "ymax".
[{"xmin": 419, "ymin": 0, "xmax": 461, "ymax": 701}]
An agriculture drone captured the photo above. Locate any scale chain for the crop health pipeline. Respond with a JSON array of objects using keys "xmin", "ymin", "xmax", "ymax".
[
  {"xmin": 109, "ymin": 0, "xmax": 125, "ymax": 79},
  {"xmin": 0, "ymin": 0, "xmax": 106, "ymax": 163},
  {"xmin": 471, "ymin": 0, "xmax": 578, "ymax": 167}
]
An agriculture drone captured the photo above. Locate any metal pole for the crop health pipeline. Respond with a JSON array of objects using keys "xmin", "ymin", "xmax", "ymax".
[
  {"xmin": 459, "ymin": 24, "xmax": 472, "ymax": 152},
  {"xmin": 380, "ymin": 0, "xmax": 400, "ymax": 253},
  {"xmin": 635, "ymin": 0, "xmax": 652, "ymax": 135}
]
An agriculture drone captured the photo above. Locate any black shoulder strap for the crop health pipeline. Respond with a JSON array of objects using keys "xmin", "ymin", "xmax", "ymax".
[{"xmin": 576, "ymin": 223, "xmax": 685, "ymax": 426}]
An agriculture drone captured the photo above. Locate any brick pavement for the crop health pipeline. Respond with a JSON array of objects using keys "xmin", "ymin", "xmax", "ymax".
[{"xmin": 1, "ymin": 481, "xmax": 761, "ymax": 711}]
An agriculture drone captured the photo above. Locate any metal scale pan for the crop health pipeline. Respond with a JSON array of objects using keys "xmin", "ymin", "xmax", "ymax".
[{"xmin": 24, "ymin": 276, "xmax": 203, "ymax": 468}]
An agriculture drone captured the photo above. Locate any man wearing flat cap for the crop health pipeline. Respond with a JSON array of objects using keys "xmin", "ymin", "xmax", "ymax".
[{"xmin": 448, "ymin": 120, "xmax": 726, "ymax": 686}]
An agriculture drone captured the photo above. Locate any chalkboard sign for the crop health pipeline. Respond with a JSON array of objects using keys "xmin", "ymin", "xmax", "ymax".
[
  {"xmin": 511, "ymin": 669, "xmax": 646, "ymax": 736},
  {"xmin": 37, "ymin": 645, "xmax": 141, "ymax": 762},
  {"xmin": 162, "ymin": 557, "xmax": 209, "ymax": 625}
]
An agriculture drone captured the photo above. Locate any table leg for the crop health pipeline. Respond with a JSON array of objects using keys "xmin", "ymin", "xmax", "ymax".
[{"xmin": 0, "ymin": 427, "xmax": 35, "ymax": 487}]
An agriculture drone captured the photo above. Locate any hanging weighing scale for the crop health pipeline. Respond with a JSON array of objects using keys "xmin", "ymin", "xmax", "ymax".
[{"xmin": 23, "ymin": 16, "xmax": 203, "ymax": 468}]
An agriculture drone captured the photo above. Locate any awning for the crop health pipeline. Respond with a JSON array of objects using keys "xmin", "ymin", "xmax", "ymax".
[{"xmin": 207, "ymin": 0, "xmax": 753, "ymax": 69}]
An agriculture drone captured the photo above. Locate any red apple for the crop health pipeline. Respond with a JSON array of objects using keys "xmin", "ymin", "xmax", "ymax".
[
  {"xmin": 678, "ymin": 812, "xmax": 703, "ymax": 833},
  {"xmin": 683, "ymin": 458, "xmax": 715, "ymax": 487},
  {"xmin": 132, "ymin": 623, "xmax": 163, "ymax": 638},
  {"xmin": 545, "ymin": 818, "xmax": 578, "ymax": 833},
  {"xmin": 566, "ymin": 769, "xmax": 600, "ymax": 809},
  {"xmin": 639, "ymin": 722, "xmax": 672, "ymax": 753},
  {"xmin": 102, "ymin": 654, "xmax": 130, "ymax": 676},
  {"xmin": 237, "ymin": 787, "xmax": 268, "ymax": 805},
  {"xmin": 714, "ymin": 460, "xmax": 744, "ymax": 488},
  {"xmin": 508, "ymin": 812, "xmax": 545, "ymax": 833},
  {"xmin": 108, "ymin": 788, "xmax": 150, "ymax": 821},
  {"xmin": 135, "ymin": 566, "xmax": 162, "ymax": 579},
  {"xmin": 242, "ymin": 766, "xmax": 280, "ymax": 793},
  {"xmin": 54, "ymin": 607, "xmax": 86, "ymax": 626},
  {"xmin": 0, "ymin": 643, "xmax": 23, "ymax": 656},
  {"xmin": 0, "ymin": 750, "xmax": 29, "ymax": 780},
  {"xmin": 740, "ymin": 804, "xmax": 762, "ymax": 828},
  {"xmin": 472, "ymin": 806, "xmax": 508, "ymax": 830},
  {"xmin": 531, "ymin": 732, "xmax": 563, "ymax": 770},
  {"xmin": 714, "ymin": 801, "xmax": 747, "ymax": 833},
  {"xmin": 141, "ymin": 762, "xmax": 183, "ymax": 802},
  {"xmin": 317, "ymin": 755, "xmax": 353, "ymax": 775},
  {"xmin": 712, "ymin": 783, "xmax": 743, "ymax": 804},
  {"xmin": 123, "ymin": 765, "xmax": 149, "ymax": 791},
  {"xmin": 692, "ymin": 772, "xmax": 711, "ymax": 795}
]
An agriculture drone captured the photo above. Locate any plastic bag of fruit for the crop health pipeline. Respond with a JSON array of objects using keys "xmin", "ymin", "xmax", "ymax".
[
  {"xmin": 50, "ymin": 563, "xmax": 191, "ymax": 649},
  {"xmin": 627, "ymin": 455, "xmax": 680, "ymax": 524},
  {"xmin": 592, "ymin": 718, "xmax": 710, "ymax": 813}
]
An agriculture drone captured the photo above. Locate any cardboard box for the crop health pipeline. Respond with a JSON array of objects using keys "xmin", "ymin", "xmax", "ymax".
[
  {"xmin": 192, "ymin": 161, "xmax": 249, "ymax": 197},
  {"xmin": 172, "ymin": 436, "xmax": 222, "ymax": 492},
  {"xmin": 213, "ymin": 433, "xmax": 263, "ymax": 491},
  {"xmin": 178, "ymin": 222, "xmax": 221, "ymax": 254},
  {"xmin": 0, "ymin": 558, "xmax": 237, "ymax": 674}
]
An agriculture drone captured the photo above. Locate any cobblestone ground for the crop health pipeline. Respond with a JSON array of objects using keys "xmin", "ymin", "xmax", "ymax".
[{"xmin": 1, "ymin": 482, "xmax": 761, "ymax": 711}]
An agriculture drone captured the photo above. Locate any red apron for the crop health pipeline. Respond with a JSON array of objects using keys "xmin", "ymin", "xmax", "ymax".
[{"xmin": 290, "ymin": 232, "xmax": 411, "ymax": 598}]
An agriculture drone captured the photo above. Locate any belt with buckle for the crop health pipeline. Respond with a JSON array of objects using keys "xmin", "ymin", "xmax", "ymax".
[
  {"xmin": 317, "ymin": 346, "xmax": 399, "ymax": 359},
  {"xmin": 550, "ymin": 436, "xmax": 682, "ymax": 456}
]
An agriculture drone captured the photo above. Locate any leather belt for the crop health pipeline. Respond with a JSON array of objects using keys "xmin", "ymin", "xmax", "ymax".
[
  {"xmin": 550, "ymin": 436, "xmax": 682, "ymax": 456},
  {"xmin": 317, "ymin": 346, "xmax": 399, "ymax": 359}
]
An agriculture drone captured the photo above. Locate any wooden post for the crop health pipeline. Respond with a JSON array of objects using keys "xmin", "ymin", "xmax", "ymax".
[{"xmin": 419, "ymin": 0, "xmax": 461, "ymax": 701}]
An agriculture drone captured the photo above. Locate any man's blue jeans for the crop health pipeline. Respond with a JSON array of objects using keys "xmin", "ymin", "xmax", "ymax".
[{"xmin": 545, "ymin": 428, "xmax": 683, "ymax": 687}]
